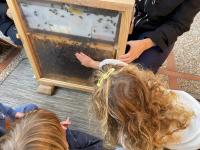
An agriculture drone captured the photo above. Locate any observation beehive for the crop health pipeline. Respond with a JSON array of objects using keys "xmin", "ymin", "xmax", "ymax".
[{"xmin": 7, "ymin": 0, "xmax": 135, "ymax": 95}]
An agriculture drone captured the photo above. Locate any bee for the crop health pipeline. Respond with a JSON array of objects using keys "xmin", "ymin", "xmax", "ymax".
[
  {"xmin": 34, "ymin": 11, "xmax": 38, "ymax": 16},
  {"xmin": 97, "ymin": 18, "xmax": 103, "ymax": 23},
  {"xmin": 105, "ymin": 25, "xmax": 109, "ymax": 29}
]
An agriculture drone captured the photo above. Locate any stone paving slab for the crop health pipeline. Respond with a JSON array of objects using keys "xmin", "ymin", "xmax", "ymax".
[
  {"xmin": 178, "ymin": 79, "xmax": 200, "ymax": 100},
  {"xmin": 173, "ymin": 12, "xmax": 200, "ymax": 76},
  {"xmin": 159, "ymin": 12, "xmax": 200, "ymax": 99}
]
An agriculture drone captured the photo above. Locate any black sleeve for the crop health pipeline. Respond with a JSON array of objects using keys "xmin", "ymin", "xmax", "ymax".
[
  {"xmin": 0, "ymin": 103, "xmax": 17, "ymax": 120},
  {"xmin": 0, "ymin": 3, "xmax": 8, "ymax": 17},
  {"xmin": 146, "ymin": 0, "xmax": 200, "ymax": 50},
  {"xmin": 67, "ymin": 129, "xmax": 104, "ymax": 150},
  {"xmin": 0, "ymin": 0, "xmax": 6, "ymax": 2}
]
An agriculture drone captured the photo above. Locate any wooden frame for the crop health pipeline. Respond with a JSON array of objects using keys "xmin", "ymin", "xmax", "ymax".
[{"xmin": 7, "ymin": 0, "xmax": 135, "ymax": 95}]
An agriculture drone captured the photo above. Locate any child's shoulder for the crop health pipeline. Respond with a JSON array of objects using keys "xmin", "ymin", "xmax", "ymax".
[
  {"xmin": 172, "ymin": 90, "xmax": 200, "ymax": 113},
  {"xmin": 172, "ymin": 90, "xmax": 197, "ymax": 101}
]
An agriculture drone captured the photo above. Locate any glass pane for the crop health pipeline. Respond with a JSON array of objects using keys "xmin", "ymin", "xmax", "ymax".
[{"xmin": 19, "ymin": 0, "xmax": 121, "ymax": 43}]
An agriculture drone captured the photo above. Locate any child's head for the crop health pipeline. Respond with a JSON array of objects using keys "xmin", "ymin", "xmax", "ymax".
[
  {"xmin": 92, "ymin": 64, "xmax": 193, "ymax": 150},
  {"xmin": 0, "ymin": 109, "xmax": 69, "ymax": 150}
]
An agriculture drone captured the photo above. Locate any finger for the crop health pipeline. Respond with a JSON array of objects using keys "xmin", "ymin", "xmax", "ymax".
[
  {"xmin": 61, "ymin": 124, "xmax": 68, "ymax": 130},
  {"xmin": 80, "ymin": 52, "xmax": 96, "ymax": 63},
  {"xmin": 66, "ymin": 117, "xmax": 70, "ymax": 121},
  {"xmin": 80, "ymin": 52, "xmax": 88, "ymax": 57},
  {"xmin": 119, "ymin": 58, "xmax": 131, "ymax": 63},
  {"xmin": 81, "ymin": 52, "xmax": 92, "ymax": 60},
  {"xmin": 75, "ymin": 53, "xmax": 81, "ymax": 58},
  {"xmin": 62, "ymin": 121, "xmax": 71, "ymax": 126},
  {"xmin": 75, "ymin": 52, "xmax": 81, "ymax": 55},
  {"xmin": 127, "ymin": 41, "xmax": 133, "ymax": 45},
  {"xmin": 65, "ymin": 118, "xmax": 71, "ymax": 125},
  {"xmin": 61, "ymin": 120, "xmax": 71, "ymax": 125},
  {"xmin": 61, "ymin": 120, "xmax": 69, "ymax": 124},
  {"xmin": 75, "ymin": 53, "xmax": 83, "ymax": 61},
  {"xmin": 80, "ymin": 53, "xmax": 90, "ymax": 59},
  {"xmin": 119, "ymin": 55, "xmax": 137, "ymax": 63},
  {"xmin": 118, "ymin": 53, "xmax": 131, "ymax": 59},
  {"xmin": 121, "ymin": 55, "xmax": 139, "ymax": 63},
  {"xmin": 65, "ymin": 117, "xmax": 71, "ymax": 124}
]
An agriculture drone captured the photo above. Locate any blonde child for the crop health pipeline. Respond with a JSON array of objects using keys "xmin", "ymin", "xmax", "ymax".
[{"xmin": 75, "ymin": 52, "xmax": 200, "ymax": 150}]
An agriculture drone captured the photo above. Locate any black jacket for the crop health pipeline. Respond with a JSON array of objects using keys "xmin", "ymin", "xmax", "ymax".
[
  {"xmin": 133, "ymin": 0, "xmax": 200, "ymax": 50},
  {"xmin": 0, "ymin": 0, "xmax": 13, "ymax": 35},
  {"xmin": 67, "ymin": 129, "xmax": 104, "ymax": 150}
]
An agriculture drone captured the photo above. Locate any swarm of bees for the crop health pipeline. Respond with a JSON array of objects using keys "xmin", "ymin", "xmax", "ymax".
[{"xmin": 22, "ymin": 2, "xmax": 118, "ymax": 39}]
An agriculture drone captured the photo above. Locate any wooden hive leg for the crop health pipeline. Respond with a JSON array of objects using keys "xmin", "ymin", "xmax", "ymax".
[{"xmin": 37, "ymin": 84, "xmax": 55, "ymax": 95}]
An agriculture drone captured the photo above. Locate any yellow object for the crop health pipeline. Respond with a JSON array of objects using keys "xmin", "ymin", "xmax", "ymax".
[
  {"xmin": 68, "ymin": 6, "xmax": 83, "ymax": 15},
  {"xmin": 97, "ymin": 68, "xmax": 115, "ymax": 87}
]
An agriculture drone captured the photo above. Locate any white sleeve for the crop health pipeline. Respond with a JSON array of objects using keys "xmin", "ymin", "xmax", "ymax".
[
  {"xmin": 99, "ymin": 59, "xmax": 128, "ymax": 70},
  {"xmin": 166, "ymin": 90, "xmax": 200, "ymax": 150}
]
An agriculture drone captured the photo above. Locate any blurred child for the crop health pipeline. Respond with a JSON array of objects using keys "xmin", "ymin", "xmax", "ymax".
[
  {"xmin": 0, "ymin": 103, "xmax": 38, "ymax": 137},
  {"xmin": 0, "ymin": 109, "xmax": 69, "ymax": 150},
  {"xmin": 75, "ymin": 52, "xmax": 200, "ymax": 150},
  {"xmin": 0, "ymin": 109, "xmax": 104, "ymax": 150}
]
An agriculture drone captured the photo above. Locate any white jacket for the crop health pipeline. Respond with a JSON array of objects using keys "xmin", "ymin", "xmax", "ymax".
[{"xmin": 166, "ymin": 90, "xmax": 200, "ymax": 150}]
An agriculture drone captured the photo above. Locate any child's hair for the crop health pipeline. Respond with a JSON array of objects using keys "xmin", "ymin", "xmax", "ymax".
[
  {"xmin": 0, "ymin": 109, "xmax": 69, "ymax": 150},
  {"xmin": 92, "ymin": 64, "xmax": 194, "ymax": 150}
]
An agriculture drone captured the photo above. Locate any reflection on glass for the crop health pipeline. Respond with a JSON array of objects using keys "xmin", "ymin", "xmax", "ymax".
[{"xmin": 19, "ymin": 0, "xmax": 121, "ymax": 43}]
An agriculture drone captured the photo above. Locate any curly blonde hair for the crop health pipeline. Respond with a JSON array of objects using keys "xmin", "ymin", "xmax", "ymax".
[
  {"xmin": 1, "ymin": 109, "xmax": 69, "ymax": 150},
  {"xmin": 92, "ymin": 64, "xmax": 194, "ymax": 150}
]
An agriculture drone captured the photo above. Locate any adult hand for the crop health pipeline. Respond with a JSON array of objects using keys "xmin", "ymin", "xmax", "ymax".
[
  {"xmin": 75, "ymin": 52, "xmax": 99, "ymax": 69},
  {"xmin": 15, "ymin": 112, "xmax": 25, "ymax": 119},
  {"xmin": 119, "ymin": 38, "xmax": 155, "ymax": 63}
]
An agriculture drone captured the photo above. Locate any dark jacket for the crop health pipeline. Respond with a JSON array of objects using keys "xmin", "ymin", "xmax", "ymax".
[
  {"xmin": 0, "ymin": 0, "xmax": 13, "ymax": 35},
  {"xmin": 0, "ymin": 103, "xmax": 17, "ymax": 137},
  {"xmin": 67, "ymin": 129, "xmax": 104, "ymax": 150},
  {"xmin": 133, "ymin": 0, "xmax": 200, "ymax": 50},
  {"xmin": 0, "ymin": 103, "xmax": 17, "ymax": 120}
]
